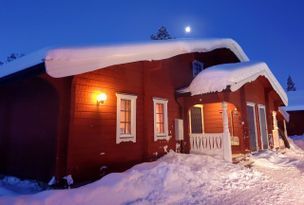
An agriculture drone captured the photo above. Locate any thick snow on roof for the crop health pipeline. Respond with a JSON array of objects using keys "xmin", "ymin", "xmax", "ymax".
[
  {"xmin": 283, "ymin": 90, "xmax": 304, "ymax": 111},
  {"xmin": 0, "ymin": 48, "xmax": 49, "ymax": 78},
  {"xmin": 180, "ymin": 61, "xmax": 288, "ymax": 106},
  {"xmin": 44, "ymin": 39, "xmax": 249, "ymax": 78},
  {"xmin": 0, "ymin": 39, "xmax": 248, "ymax": 79}
]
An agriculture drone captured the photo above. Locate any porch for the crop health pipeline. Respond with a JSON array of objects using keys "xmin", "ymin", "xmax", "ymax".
[
  {"xmin": 176, "ymin": 62, "xmax": 289, "ymax": 162},
  {"xmin": 186, "ymin": 102, "xmax": 240, "ymax": 162}
]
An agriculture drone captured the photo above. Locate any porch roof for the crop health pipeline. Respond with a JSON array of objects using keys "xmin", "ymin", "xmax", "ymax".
[{"xmin": 178, "ymin": 61, "xmax": 288, "ymax": 106}]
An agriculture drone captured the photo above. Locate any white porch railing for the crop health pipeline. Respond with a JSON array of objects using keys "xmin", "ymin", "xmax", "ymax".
[
  {"xmin": 188, "ymin": 102, "xmax": 232, "ymax": 162},
  {"xmin": 190, "ymin": 133, "xmax": 223, "ymax": 156}
]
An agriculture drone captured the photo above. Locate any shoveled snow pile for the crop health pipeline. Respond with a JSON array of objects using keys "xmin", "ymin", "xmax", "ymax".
[
  {"xmin": 1, "ymin": 148, "xmax": 304, "ymax": 205},
  {"xmin": 0, "ymin": 176, "xmax": 44, "ymax": 196},
  {"xmin": 180, "ymin": 61, "xmax": 287, "ymax": 106}
]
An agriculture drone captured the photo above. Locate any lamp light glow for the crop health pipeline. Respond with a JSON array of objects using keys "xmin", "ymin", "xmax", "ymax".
[{"xmin": 97, "ymin": 93, "xmax": 107, "ymax": 105}]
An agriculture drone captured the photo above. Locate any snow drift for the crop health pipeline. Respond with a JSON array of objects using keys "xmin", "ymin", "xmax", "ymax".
[{"xmin": 2, "ymin": 147, "xmax": 304, "ymax": 205}]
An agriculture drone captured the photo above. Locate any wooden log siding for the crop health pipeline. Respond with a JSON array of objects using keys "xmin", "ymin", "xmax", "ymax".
[{"xmin": 66, "ymin": 49, "xmax": 241, "ymax": 181}]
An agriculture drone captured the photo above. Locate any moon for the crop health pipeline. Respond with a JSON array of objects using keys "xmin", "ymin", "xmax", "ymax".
[{"xmin": 185, "ymin": 26, "xmax": 191, "ymax": 33}]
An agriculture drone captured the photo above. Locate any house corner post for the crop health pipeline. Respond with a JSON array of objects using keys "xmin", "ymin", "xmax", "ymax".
[
  {"xmin": 222, "ymin": 101, "xmax": 232, "ymax": 162},
  {"xmin": 272, "ymin": 111, "xmax": 280, "ymax": 149}
]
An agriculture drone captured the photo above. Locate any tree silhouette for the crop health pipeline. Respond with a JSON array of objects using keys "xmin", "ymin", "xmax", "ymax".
[
  {"xmin": 6, "ymin": 53, "xmax": 24, "ymax": 62},
  {"xmin": 0, "ymin": 53, "xmax": 24, "ymax": 66},
  {"xmin": 287, "ymin": 75, "xmax": 296, "ymax": 91},
  {"xmin": 151, "ymin": 26, "xmax": 173, "ymax": 40}
]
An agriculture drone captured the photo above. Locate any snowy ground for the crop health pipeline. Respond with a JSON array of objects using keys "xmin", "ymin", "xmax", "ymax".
[{"xmin": 1, "ymin": 140, "xmax": 304, "ymax": 205}]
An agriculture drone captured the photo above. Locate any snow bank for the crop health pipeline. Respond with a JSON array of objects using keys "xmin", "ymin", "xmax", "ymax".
[
  {"xmin": 180, "ymin": 61, "xmax": 287, "ymax": 106},
  {"xmin": 0, "ymin": 39, "xmax": 248, "ymax": 79},
  {"xmin": 252, "ymin": 150, "xmax": 301, "ymax": 170},
  {"xmin": 0, "ymin": 176, "xmax": 44, "ymax": 196},
  {"xmin": 3, "ymin": 149, "xmax": 304, "ymax": 205}
]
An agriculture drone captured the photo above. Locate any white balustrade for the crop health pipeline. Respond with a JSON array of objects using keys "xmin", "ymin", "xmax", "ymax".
[{"xmin": 190, "ymin": 133, "xmax": 223, "ymax": 156}]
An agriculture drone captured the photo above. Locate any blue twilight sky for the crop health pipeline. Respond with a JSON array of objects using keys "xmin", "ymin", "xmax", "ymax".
[{"xmin": 1, "ymin": 0, "xmax": 304, "ymax": 90}]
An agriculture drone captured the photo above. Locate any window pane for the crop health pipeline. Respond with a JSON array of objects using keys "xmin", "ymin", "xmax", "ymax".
[
  {"xmin": 126, "ymin": 123, "xmax": 131, "ymax": 134},
  {"xmin": 120, "ymin": 122, "xmax": 125, "ymax": 134},
  {"xmin": 126, "ymin": 110, "xmax": 131, "ymax": 122},
  {"xmin": 121, "ymin": 99, "xmax": 126, "ymax": 110},
  {"xmin": 121, "ymin": 99, "xmax": 131, "ymax": 111},
  {"xmin": 159, "ymin": 123, "xmax": 164, "ymax": 133},
  {"xmin": 156, "ymin": 103, "xmax": 164, "ymax": 113},
  {"xmin": 120, "ymin": 111, "xmax": 125, "ymax": 122},
  {"xmin": 158, "ymin": 113, "xmax": 164, "ymax": 123}
]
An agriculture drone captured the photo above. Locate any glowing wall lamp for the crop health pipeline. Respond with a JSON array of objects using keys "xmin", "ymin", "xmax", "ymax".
[{"xmin": 97, "ymin": 93, "xmax": 107, "ymax": 105}]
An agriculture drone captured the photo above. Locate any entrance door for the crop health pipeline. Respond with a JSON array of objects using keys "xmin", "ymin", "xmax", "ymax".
[
  {"xmin": 246, "ymin": 103, "xmax": 258, "ymax": 151},
  {"xmin": 190, "ymin": 105, "xmax": 203, "ymax": 134},
  {"xmin": 258, "ymin": 105, "xmax": 269, "ymax": 149}
]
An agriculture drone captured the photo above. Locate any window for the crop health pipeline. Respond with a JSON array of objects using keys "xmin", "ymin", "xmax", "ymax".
[
  {"xmin": 192, "ymin": 60, "xmax": 204, "ymax": 77},
  {"xmin": 116, "ymin": 93, "xmax": 137, "ymax": 144},
  {"xmin": 153, "ymin": 98, "xmax": 169, "ymax": 141}
]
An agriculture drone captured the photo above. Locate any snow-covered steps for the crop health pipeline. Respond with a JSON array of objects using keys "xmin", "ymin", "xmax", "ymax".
[{"xmin": 232, "ymin": 154, "xmax": 254, "ymax": 168}]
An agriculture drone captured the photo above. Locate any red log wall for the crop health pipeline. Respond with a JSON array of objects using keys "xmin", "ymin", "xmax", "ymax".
[{"xmin": 66, "ymin": 49, "xmax": 240, "ymax": 181}]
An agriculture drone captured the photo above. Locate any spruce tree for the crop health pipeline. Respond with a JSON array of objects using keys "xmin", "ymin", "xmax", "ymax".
[
  {"xmin": 6, "ymin": 53, "xmax": 24, "ymax": 62},
  {"xmin": 0, "ymin": 53, "xmax": 24, "ymax": 66},
  {"xmin": 287, "ymin": 75, "xmax": 296, "ymax": 91},
  {"xmin": 151, "ymin": 26, "xmax": 173, "ymax": 40}
]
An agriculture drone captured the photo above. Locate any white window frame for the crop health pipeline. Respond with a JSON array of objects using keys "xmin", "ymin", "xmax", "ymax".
[
  {"xmin": 116, "ymin": 93, "xmax": 137, "ymax": 144},
  {"xmin": 153, "ymin": 98, "xmax": 169, "ymax": 141}
]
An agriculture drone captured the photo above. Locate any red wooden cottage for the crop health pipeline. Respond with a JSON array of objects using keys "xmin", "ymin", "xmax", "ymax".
[{"xmin": 0, "ymin": 39, "xmax": 288, "ymax": 183}]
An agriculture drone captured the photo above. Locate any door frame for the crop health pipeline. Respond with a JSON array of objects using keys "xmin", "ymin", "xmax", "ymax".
[
  {"xmin": 257, "ymin": 104, "xmax": 269, "ymax": 150},
  {"xmin": 246, "ymin": 102, "xmax": 259, "ymax": 151}
]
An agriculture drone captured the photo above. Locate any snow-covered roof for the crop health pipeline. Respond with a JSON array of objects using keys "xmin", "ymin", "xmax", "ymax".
[
  {"xmin": 0, "ymin": 39, "xmax": 248, "ymax": 79},
  {"xmin": 179, "ymin": 61, "xmax": 288, "ymax": 106},
  {"xmin": 278, "ymin": 107, "xmax": 290, "ymax": 122},
  {"xmin": 284, "ymin": 90, "xmax": 304, "ymax": 111},
  {"xmin": 0, "ymin": 48, "xmax": 49, "ymax": 79}
]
